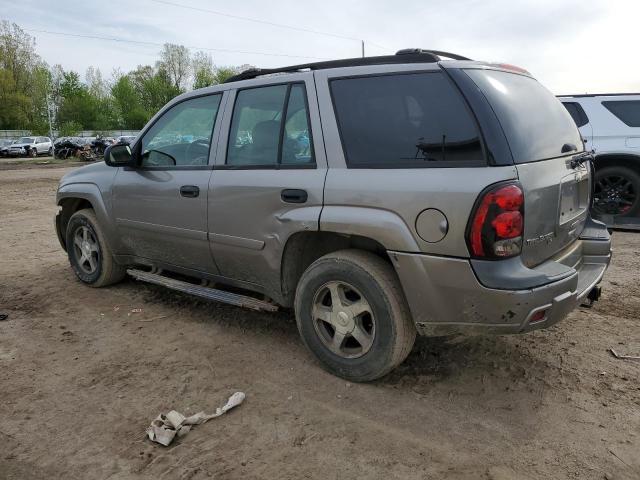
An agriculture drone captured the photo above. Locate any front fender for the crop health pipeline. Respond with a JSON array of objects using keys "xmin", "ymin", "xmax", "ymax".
[{"xmin": 56, "ymin": 182, "xmax": 118, "ymax": 250}]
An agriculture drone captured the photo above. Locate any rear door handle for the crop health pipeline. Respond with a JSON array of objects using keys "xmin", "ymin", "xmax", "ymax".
[
  {"xmin": 281, "ymin": 189, "xmax": 308, "ymax": 203},
  {"xmin": 180, "ymin": 185, "xmax": 200, "ymax": 198}
]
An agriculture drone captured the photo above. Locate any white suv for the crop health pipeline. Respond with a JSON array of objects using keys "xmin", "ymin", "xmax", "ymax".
[
  {"xmin": 558, "ymin": 94, "xmax": 640, "ymax": 224},
  {"xmin": 8, "ymin": 136, "xmax": 53, "ymax": 157}
]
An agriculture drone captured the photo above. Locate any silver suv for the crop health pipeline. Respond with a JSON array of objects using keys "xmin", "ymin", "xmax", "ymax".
[{"xmin": 55, "ymin": 50, "xmax": 612, "ymax": 381}]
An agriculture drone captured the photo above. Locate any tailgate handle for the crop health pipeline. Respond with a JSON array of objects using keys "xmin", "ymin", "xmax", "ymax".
[
  {"xmin": 281, "ymin": 189, "xmax": 307, "ymax": 203},
  {"xmin": 180, "ymin": 185, "xmax": 200, "ymax": 198}
]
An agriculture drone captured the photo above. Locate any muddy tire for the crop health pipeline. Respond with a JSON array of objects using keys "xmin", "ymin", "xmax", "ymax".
[
  {"xmin": 66, "ymin": 208, "xmax": 126, "ymax": 287},
  {"xmin": 593, "ymin": 165, "xmax": 640, "ymax": 217},
  {"xmin": 294, "ymin": 250, "xmax": 416, "ymax": 382}
]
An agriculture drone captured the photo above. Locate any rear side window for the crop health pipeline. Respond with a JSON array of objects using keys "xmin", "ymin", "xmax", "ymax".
[
  {"xmin": 602, "ymin": 100, "xmax": 640, "ymax": 127},
  {"xmin": 330, "ymin": 72, "xmax": 483, "ymax": 168},
  {"xmin": 466, "ymin": 69, "xmax": 583, "ymax": 164},
  {"xmin": 562, "ymin": 102, "xmax": 589, "ymax": 128}
]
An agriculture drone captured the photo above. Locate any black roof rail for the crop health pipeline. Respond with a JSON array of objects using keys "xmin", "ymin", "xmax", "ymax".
[
  {"xmin": 557, "ymin": 92, "xmax": 640, "ymax": 98},
  {"xmin": 395, "ymin": 48, "xmax": 471, "ymax": 61},
  {"xmin": 224, "ymin": 48, "xmax": 471, "ymax": 83}
]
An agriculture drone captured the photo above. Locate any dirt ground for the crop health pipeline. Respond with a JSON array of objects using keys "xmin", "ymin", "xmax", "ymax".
[{"xmin": 0, "ymin": 165, "xmax": 638, "ymax": 480}]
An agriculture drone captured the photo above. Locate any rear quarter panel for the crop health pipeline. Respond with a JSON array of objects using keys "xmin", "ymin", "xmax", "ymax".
[{"xmin": 314, "ymin": 64, "xmax": 518, "ymax": 256}]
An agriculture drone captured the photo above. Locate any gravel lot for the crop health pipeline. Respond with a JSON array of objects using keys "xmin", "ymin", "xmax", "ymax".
[{"xmin": 0, "ymin": 165, "xmax": 638, "ymax": 480}]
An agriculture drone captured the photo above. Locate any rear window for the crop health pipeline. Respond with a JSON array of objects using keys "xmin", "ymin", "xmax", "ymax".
[
  {"xmin": 330, "ymin": 72, "xmax": 483, "ymax": 168},
  {"xmin": 602, "ymin": 100, "xmax": 640, "ymax": 127},
  {"xmin": 562, "ymin": 102, "xmax": 589, "ymax": 128},
  {"xmin": 466, "ymin": 69, "xmax": 583, "ymax": 163}
]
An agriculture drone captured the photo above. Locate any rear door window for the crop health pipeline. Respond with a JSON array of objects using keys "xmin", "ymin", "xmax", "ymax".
[
  {"xmin": 602, "ymin": 100, "xmax": 640, "ymax": 127},
  {"xmin": 466, "ymin": 69, "xmax": 583, "ymax": 163},
  {"xmin": 330, "ymin": 72, "xmax": 483, "ymax": 168},
  {"xmin": 227, "ymin": 83, "xmax": 315, "ymax": 167}
]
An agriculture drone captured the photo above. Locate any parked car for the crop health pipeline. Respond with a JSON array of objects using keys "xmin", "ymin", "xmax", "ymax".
[
  {"xmin": 559, "ymin": 93, "xmax": 640, "ymax": 224},
  {"xmin": 55, "ymin": 49, "xmax": 611, "ymax": 381},
  {"xmin": 8, "ymin": 136, "xmax": 52, "ymax": 157},
  {"xmin": 115, "ymin": 135, "xmax": 137, "ymax": 145},
  {"xmin": 0, "ymin": 139, "xmax": 16, "ymax": 157}
]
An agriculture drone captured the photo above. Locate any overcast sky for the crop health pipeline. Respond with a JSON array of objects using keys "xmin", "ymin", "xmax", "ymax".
[{"xmin": 2, "ymin": 0, "xmax": 638, "ymax": 94}]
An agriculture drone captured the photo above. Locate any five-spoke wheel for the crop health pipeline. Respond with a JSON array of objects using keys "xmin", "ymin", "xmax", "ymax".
[
  {"xmin": 65, "ymin": 208, "xmax": 125, "ymax": 287},
  {"xmin": 295, "ymin": 250, "xmax": 416, "ymax": 382},
  {"xmin": 72, "ymin": 225, "xmax": 100, "ymax": 274},
  {"xmin": 312, "ymin": 281, "xmax": 375, "ymax": 359}
]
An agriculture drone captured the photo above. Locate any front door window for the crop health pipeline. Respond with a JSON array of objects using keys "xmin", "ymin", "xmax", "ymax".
[{"xmin": 140, "ymin": 94, "xmax": 222, "ymax": 167}]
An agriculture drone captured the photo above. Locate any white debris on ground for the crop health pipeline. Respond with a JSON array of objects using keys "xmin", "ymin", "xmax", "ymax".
[{"xmin": 146, "ymin": 392, "xmax": 246, "ymax": 446}]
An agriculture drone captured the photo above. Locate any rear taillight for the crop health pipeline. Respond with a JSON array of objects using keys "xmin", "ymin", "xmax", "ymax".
[{"xmin": 467, "ymin": 182, "xmax": 524, "ymax": 259}]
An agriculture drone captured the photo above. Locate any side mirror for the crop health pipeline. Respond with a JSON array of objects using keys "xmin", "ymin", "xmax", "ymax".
[{"xmin": 105, "ymin": 143, "xmax": 135, "ymax": 167}]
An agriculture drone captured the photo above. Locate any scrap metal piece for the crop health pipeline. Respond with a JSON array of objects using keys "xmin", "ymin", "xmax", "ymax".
[{"xmin": 609, "ymin": 348, "xmax": 640, "ymax": 361}]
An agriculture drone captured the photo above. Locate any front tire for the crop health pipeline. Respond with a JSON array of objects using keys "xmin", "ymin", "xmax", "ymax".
[
  {"xmin": 29, "ymin": 148, "xmax": 37, "ymax": 158},
  {"xmin": 66, "ymin": 208, "xmax": 126, "ymax": 287},
  {"xmin": 295, "ymin": 250, "xmax": 416, "ymax": 382}
]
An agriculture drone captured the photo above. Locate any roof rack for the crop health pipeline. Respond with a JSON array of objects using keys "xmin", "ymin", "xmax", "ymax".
[
  {"xmin": 224, "ymin": 49, "xmax": 471, "ymax": 83},
  {"xmin": 557, "ymin": 92, "xmax": 640, "ymax": 98}
]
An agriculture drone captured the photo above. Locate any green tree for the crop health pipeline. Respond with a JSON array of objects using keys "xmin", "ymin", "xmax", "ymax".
[
  {"xmin": 159, "ymin": 43, "xmax": 191, "ymax": 90},
  {"xmin": 59, "ymin": 120, "xmax": 82, "ymax": 137},
  {"xmin": 111, "ymin": 75, "xmax": 148, "ymax": 129},
  {"xmin": 192, "ymin": 51, "xmax": 215, "ymax": 89},
  {"xmin": 0, "ymin": 69, "xmax": 30, "ymax": 128},
  {"xmin": 212, "ymin": 66, "xmax": 239, "ymax": 84},
  {"xmin": 0, "ymin": 21, "xmax": 51, "ymax": 131}
]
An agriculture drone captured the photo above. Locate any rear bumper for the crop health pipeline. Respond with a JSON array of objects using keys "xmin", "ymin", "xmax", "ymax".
[{"xmin": 390, "ymin": 220, "xmax": 611, "ymax": 336}]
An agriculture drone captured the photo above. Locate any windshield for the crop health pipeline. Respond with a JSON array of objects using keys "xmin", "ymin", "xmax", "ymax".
[
  {"xmin": 465, "ymin": 69, "xmax": 583, "ymax": 163},
  {"xmin": 17, "ymin": 137, "xmax": 35, "ymax": 143}
]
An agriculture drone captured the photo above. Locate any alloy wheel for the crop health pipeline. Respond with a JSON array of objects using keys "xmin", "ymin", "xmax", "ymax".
[
  {"xmin": 311, "ymin": 281, "xmax": 375, "ymax": 359},
  {"xmin": 72, "ymin": 225, "xmax": 100, "ymax": 274},
  {"xmin": 593, "ymin": 174, "xmax": 637, "ymax": 215}
]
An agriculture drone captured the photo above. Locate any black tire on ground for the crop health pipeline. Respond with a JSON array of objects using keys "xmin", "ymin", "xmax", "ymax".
[
  {"xmin": 294, "ymin": 249, "xmax": 416, "ymax": 382},
  {"xmin": 593, "ymin": 165, "xmax": 640, "ymax": 217},
  {"xmin": 29, "ymin": 148, "xmax": 37, "ymax": 158},
  {"xmin": 65, "ymin": 208, "xmax": 126, "ymax": 287},
  {"xmin": 48, "ymin": 147, "xmax": 53, "ymax": 156}
]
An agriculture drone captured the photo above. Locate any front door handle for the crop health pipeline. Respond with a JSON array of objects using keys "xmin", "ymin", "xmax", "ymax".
[
  {"xmin": 180, "ymin": 185, "xmax": 200, "ymax": 198},
  {"xmin": 281, "ymin": 189, "xmax": 307, "ymax": 203}
]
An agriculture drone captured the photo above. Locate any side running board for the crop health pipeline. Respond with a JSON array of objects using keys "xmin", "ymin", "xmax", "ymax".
[{"xmin": 127, "ymin": 269, "xmax": 279, "ymax": 312}]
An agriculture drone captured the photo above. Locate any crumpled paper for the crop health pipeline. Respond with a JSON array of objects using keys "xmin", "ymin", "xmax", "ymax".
[{"xmin": 146, "ymin": 391, "xmax": 245, "ymax": 446}]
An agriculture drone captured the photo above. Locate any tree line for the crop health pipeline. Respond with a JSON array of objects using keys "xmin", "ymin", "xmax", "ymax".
[{"xmin": 0, "ymin": 20, "xmax": 247, "ymax": 136}]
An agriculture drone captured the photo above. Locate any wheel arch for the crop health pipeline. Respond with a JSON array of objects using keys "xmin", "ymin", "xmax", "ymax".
[
  {"xmin": 56, "ymin": 184, "xmax": 113, "ymax": 251},
  {"xmin": 594, "ymin": 152, "xmax": 640, "ymax": 174},
  {"xmin": 279, "ymin": 230, "xmax": 393, "ymax": 308}
]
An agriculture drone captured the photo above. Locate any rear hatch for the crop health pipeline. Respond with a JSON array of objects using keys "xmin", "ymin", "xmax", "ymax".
[{"xmin": 465, "ymin": 68, "xmax": 590, "ymax": 267}]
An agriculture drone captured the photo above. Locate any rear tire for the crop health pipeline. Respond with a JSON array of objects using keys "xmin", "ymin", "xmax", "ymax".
[
  {"xmin": 294, "ymin": 250, "xmax": 416, "ymax": 382},
  {"xmin": 593, "ymin": 165, "xmax": 640, "ymax": 217},
  {"xmin": 66, "ymin": 208, "xmax": 126, "ymax": 287}
]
